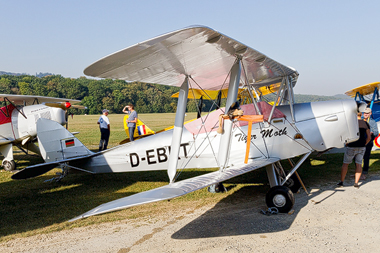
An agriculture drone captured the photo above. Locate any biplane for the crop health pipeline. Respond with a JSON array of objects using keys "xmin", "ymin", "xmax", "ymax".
[
  {"xmin": 345, "ymin": 82, "xmax": 380, "ymax": 148},
  {"xmin": 0, "ymin": 94, "xmax": 83, "ymax": 171},
  {"xmin": 12, "ymin": 26, "xmax": 362, "ymax": 221}
]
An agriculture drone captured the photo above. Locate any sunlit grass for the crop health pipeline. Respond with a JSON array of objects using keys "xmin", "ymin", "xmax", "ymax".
[{"xmin": 68, "ymin": 112, "xmax": 197, "ymax": 150}]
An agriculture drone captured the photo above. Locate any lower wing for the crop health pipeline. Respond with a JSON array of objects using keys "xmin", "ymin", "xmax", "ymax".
[{"xmin": 69, "ymin": 157, "xmax": 279, "ymax": 222}]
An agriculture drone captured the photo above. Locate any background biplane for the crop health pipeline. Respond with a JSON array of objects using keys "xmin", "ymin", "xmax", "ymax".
[
  {"xmin": 12, "ymin": 26, "xmax": 361, "ymax": 222},
  {"xmin": 0, "ymin": 94, "xmax": 83, "ymax": 171},
  {"xmin": 345, "ymin": 82, "xmax": 380, "ymax": 148}
]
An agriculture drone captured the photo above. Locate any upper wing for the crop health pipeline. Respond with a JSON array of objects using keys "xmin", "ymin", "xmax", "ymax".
[
  {"xmin": 84, "ymin": 25, "xmax": 298, "ymax": 91},
  {"xmin": 171, "ymin": 82, "xmax": 282, "ymax": 100},
  {"xmin": 345, "ymin": 82, "xmax": 380, "ymax": 97},
  {"xmin": 69, "ymin": 157, "xmax": 279, "ymax": 221},
  {"xmin": 0, "ymin": 94, "xmax": 81, "ymax": 105}
]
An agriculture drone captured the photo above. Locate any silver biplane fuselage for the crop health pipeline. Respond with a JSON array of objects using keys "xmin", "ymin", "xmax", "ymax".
[{"xmin": 71, "ymin": 100, "xmax": 357, "ymax": 175}]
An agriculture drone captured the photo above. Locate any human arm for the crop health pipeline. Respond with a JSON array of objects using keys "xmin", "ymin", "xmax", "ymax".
[
  {"xmin": 127, "ymin": 111, "xmax": 138, "ymax": 123},
  {"xmin": 122, "ymin": 106, "xmax": 129, "ymax": 114},
  {"xmin": 128, "ymin": 117, "xmax": 137, "ymax": 124},
  {"xmin": 365, "ymin": 128, "xmax": 371, "ymax": 145}
]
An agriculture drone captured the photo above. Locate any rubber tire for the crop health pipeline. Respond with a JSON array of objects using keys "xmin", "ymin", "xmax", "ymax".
[
  {"xmin": 266, "ymin": 185, "xmax": 294, "ymax": 213},
  {"xmin": 3, "ymin": 160, "xmax": 16, "ymax": 171},
  {"xmin": 285, "ymin": 174, "xmax": 302, "ymax": 193}
]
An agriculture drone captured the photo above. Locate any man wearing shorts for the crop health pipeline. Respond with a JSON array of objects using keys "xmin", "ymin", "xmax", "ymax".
[{"xmin": 338, "ymin": 112, "xmax": 371, "ymax": 188}]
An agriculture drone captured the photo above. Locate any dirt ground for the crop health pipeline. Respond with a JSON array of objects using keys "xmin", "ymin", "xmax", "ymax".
[{"xmin": 2, "ymin": 173, "xmax": 380, "ymax": 253}]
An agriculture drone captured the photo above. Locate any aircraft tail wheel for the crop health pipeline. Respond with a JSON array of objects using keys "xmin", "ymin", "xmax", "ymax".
[
  {"xmin": 285, "ymin": 174, "xmax": 302, "ymax": 193},
  {"xmin": 266, "ymin": 185, "xmax": 294, "ymax": 213},
  {"xmin": 2, "ymin": 160, "xmax": 16, "ymax": 171}
]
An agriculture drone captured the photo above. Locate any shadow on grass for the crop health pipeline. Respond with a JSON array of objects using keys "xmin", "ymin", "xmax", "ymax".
[{"xmin": 0, "ymin": 161, "xmax": 217, "ymax": 239}]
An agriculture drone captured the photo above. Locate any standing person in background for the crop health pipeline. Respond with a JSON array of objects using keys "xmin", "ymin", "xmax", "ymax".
[
  {"xmin": 337, "ymin": 112, "xmax": 371, "ymax": 188},
  {"xmin": 362, "ymin": 107, "xmax": 379, "ymax": 179},
  {"xmin": 123, "ymin": 104, "xmax": 138, "ymax": 141},
  {"xmin": 97, "ymin": 109, "xmax": 110, "ymax": 151}
]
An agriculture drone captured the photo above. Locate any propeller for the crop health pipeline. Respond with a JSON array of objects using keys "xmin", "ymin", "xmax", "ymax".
[{"xmin": 44, "ymin": 102, "xmax": 86, "ymax": 110}]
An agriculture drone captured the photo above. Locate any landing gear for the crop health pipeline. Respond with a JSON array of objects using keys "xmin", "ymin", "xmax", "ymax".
[
  {"xmin": 208, "ymin": 182, "xmax": 226, "ymax": 193},
  {"xmin": 266, "ymin": 185, "xmax": 294, "ymax": 213},
  {"xmin": 2, "ymin": 160, "xmax": 16, "ymax": 171},
  {"xmin": 284, "ymin": 174, "xmax": 301, "ymax": 193}
]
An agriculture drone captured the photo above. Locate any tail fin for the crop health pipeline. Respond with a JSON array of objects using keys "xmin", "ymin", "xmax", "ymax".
[
  {"xmin": 123, "ymin": 116, "xmax": 155, "ymax": 139},
  {"xmin": 37, "ymin": 118, "xmax": 93, "ymax": 162}
]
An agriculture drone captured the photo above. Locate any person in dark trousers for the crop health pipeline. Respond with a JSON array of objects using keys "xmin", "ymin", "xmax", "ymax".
[
  {"xmin": 338, "ymin": 112, "xmax": 370, "ymax": 188},
  {"xmin": 97, "ymin": 109, "xmax": 110, "ymax": 151},
  {"xmin": 122, "ymin": 104, "xmax": 138, "ymax": 141},
  {"xmin": 361, "ymin": 107, "xmax": 379, "ymax": 179}
]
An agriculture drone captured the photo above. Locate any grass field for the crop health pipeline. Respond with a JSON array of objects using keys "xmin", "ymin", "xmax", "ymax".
[{"xmin": 0, "ymin": 113, "xmax": 379, "ymax": 243}]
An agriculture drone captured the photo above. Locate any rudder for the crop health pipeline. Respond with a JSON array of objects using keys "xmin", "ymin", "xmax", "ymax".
[{"xmin": 37, "ymin": 118, "xmax": 93, "ymax": 162}]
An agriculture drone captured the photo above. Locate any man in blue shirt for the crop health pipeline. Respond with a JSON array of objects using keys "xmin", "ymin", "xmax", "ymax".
[{"xmin": 123, "ymin": 104, "xmax": 138, "ymax": 141}]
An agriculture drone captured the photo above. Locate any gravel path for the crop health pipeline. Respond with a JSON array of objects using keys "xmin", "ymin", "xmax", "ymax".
[{"xmin": 2, "ymin": 174, "xmax": 380, "ymax": 252}]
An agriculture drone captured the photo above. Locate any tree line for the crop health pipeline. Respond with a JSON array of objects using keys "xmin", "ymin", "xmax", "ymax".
[{"xmin": 0, "ymin": 74, "xmax": 187, "ymax": 114}]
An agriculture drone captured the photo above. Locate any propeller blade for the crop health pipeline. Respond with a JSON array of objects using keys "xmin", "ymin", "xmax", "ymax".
[
  {"xmin": 44, "ymin": 102, "xmax": 86, "ymax": 110},
  {"xmin": 71, "ymin": 104, "xmax": 87, "ymax": 109},
  {"xmin": 44, "ymin": 102, "xmax": 72, "ymax": 110}
]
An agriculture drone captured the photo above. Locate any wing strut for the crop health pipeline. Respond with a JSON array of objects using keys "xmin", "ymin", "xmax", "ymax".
[
  {"xmin": 167, "ymin": 76, "xmax": 189, "ymax": 183},
  {"xmin": 286, "ymin": 76, "xmax": 295, "ymax": 122},
  {"xmin": 217, "ymin": 58, "xmax": 241, "ymax": 170}
]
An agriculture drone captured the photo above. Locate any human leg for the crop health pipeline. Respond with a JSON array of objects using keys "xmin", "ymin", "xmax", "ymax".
[
  {"xmin": 340, "ymin": 147, "xmax": 355, "ymax": 183},
  {"xmin": 354, "ymin": 163, "xmax": 362, "ymax": 185},
  {"xmin": 129, "ymin": 126, "xmax": 135, "ymax": 141},
  {"xmin": 340, "ymin": 163, "xmax": 349, "ymax": 183},
  {"xmin": 103, "ymin": 129, "xmax": 110, "ymax": 150},
  {"xmin": 362, "ymin": 141, "xmax": 373, "ymax": 174},
  {"xmin": 99, "ymin": 138, "xmax": 104, "ymax": 151},
  {"xmin": 99, "ymin": 128, "xmax": 107, "ymax": 151},
  {"xmin": 354, "ymin": 147, "xmax": 366, "ymax": 185}
]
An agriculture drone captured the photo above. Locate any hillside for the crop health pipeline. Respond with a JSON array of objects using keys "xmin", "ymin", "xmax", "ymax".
[{"xmin": 0, "ymin": 71, "xmax": 53, "ymax": 78}]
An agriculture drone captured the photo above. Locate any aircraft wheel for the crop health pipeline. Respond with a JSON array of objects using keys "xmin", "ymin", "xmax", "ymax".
[
  {"xmin": 3, "ymin": 160, "xmax": 16, "ymax": 171},
  {"xmin": 284, "ymin": 174, "xmax": 301, "ymax": 193},
  {"xmin": 266, "ymin": 185, "xmax": 294, "ymax": 213},
  {"xmin": 207, "ymin": 182, "xmax": 226, "ymax": 193}
]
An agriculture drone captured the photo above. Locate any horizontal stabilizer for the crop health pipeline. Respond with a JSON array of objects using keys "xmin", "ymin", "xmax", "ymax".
[
  {"xmin": 12, "ymin": 153, "xmax": 96, "ymax": 180},
  {"xmin": 69, "ymin": 157, "xmax": 279, "ymax": 222},
  {"xmin": 11, "ymin": 162, "xmax": 59, "ymax": 180}
]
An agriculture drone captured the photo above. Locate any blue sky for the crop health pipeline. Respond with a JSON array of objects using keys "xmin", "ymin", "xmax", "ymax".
[{"xmin": 1, "ymin": 0, "xmax": 379, "ymax": 96}]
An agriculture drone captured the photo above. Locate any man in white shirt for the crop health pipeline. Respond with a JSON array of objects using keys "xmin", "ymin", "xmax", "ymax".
[{"xmin": 97, "ymin": 109, "xmax": 110, "ymax": 151}]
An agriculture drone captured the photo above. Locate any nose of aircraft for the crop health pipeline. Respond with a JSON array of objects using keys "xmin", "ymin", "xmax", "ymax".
[{"xmin": 356, "ymin": 101, "xmax": 367, "ymax": 112}]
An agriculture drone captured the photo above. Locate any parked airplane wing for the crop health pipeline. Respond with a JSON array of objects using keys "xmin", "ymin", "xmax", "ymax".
[
  {"xmin": 0, "ymin": 94, "xmax": 81, "ymax": 105},
  {"xmin": 69, "ymin": 157, "xmax": 279, "ymax": 221},
  {"xmin": 84, "ymin": 26, "xmax": 298, "ymax": 91},
  {"xmin": 345, "ymin": 82, "xmax": 380, "ymax": 97}
]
